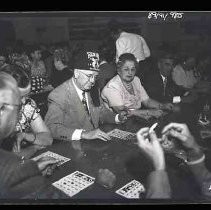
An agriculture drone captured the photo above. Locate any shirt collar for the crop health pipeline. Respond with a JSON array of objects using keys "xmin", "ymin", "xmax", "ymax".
[
  {"xmin": 72, "ymin": 77, "xmax": 84, "ymax": 101},
  {"xmin": 160, "ymin": 74, "xmax": 166, "ymax": 82}
]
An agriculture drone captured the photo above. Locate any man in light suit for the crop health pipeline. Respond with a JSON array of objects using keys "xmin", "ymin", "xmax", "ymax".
[
  {"xmin": 45, "ymin": 50, "xmax": 127, "ymax": 142},
  {"xmin": 142, "ymin": 52, "xmax": 184, "ymax": 104}
]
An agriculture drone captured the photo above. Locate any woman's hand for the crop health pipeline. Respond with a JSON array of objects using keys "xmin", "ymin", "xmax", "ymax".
[
  {"xmin": 147, "ymin": 109, "xmax": 164, "ymax": 119},
  {"xmin": 127, "ymin": 109, "xmax": 152, "ymax": 120},
  {"xmin": 13, "ymin": 132, "xmax": 36, "ymax": 153}
]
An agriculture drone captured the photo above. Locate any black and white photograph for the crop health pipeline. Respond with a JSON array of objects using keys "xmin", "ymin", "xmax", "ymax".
[{"xmin": 0, "ymin": 11, "xmax": 211, "ymax": 204}]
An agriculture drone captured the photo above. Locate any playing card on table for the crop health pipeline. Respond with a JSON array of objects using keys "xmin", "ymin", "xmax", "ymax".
[
  {"xmin": 31, "ymin": 151, "xmax": 71, "ymax": 166},
  {"xmin": 52, "ymin": 171, "xmax": 95, "ymax": 197},
  {"xmin": 116, "ymin": 180, "xmax": 145, "ymax": 199},
  {"xmin": 107, "ymin": 129, "xmax": 136, "ymax": 141}
]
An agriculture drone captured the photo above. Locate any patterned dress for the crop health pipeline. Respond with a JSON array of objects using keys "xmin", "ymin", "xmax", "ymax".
[
  {"xmin": 30, "ymin": 61, "xmax": 47, "ymax": 94},
  {"xmin": 16, "ymin": 97, "xmax": 40, "ymax": 133},
  {"xmin": 31, "ymin": 60, "xmax": 46, "ymax": 77}
]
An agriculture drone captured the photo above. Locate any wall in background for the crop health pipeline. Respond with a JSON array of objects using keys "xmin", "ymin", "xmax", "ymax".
[
  {"xmin": 0, "ymin": 12, "xmax": 210, "ymax": 54},
  {"xmin": 1, "ymin": 17, "xmax": 69, "ymax": 44}
]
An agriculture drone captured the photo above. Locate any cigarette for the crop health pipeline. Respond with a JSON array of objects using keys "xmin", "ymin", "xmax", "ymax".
[{"xmin": 149, "ymin": 123, "xmax": 158, "ymax": 133}]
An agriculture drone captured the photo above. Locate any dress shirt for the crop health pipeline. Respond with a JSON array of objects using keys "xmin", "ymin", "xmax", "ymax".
[
  {"xmin": 116, "ymin": 32, "xmax": 150, "ymax": 62},
  {"xmin": 172, "ymin": 65, "xmax": 199, "ymax": 89},
  {"xmin": 72, "ymin": 78, "xmax": 120, "ymax": 140},
  {"xmin": 161, "ymin": 74, "xmax": 167, "ymax": 96},
  {"xmin": 160, "ymin": 74, "xmax": 166, "ymax": 83},
  {"xmin": 72, "ymin": 78, "xmax": 89, "ymax": 140}
]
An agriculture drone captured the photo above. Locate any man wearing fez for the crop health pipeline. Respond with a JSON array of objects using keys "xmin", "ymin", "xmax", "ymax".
[{"xmin": 45, "ymin": 50, "xmax": 127, "ymax": 142}]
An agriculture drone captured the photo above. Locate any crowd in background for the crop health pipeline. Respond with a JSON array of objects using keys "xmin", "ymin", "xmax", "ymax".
[{"xmin": 0, "ymin": 34, "xmax": 210, "ymax": 95}]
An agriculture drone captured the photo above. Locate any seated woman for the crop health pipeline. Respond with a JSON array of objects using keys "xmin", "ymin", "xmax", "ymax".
[
  {"xmin": 28, "ymin": 45, "xmax": 48, "ymax": 94},
  {"xmin": 51, "ymin": 47, "xmax": 73, "ymax": 88},
  {"xmin": 101, "ymin": 53, "xmax": 175, "ymax": 120},
  {"xmin": 1, "ymin": 64, "xmax": 53, "ymax": 154}
]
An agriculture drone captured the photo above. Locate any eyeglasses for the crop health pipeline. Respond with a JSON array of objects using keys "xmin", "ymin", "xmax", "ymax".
[
  {"xmin": 0, "ymin": 103, "xmax": 21, "ymax": 117},
  {"xmin": 79, "ymin": 71, "xmax": 98, "ymax": 81}
]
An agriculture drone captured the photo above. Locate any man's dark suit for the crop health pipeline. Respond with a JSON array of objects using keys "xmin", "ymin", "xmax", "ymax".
[
  {"xmin": 142, "ymin": 69, "xmax": 184, "ymax": 103},
  {"xmin": 45, "ymin": 79, "xmax": 117, "ymax": 141}
]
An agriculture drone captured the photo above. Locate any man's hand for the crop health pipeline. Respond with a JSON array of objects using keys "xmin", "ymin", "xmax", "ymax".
[
  {"xmin": 163, "ymin": 103, "xmax": 181, "ymax": 112},
  {"xmin": 35, "ymin": 156, "xmax": 59, "ymax": 176},
  {"xmin": 162, "ymin": 103, "xmax": 175, "ymax": 112},
  {"xmin": 136, "ymin": 127, "xmax": 165, "ymax": 170},
  {"xmin": 81, "ymin": 128, "xmax": 111, "ymax": 141},
  {"xmin": 162, "ymin": 123, "xmax": 200, "ymax": 151},
  {"xmin": 182, "ymin": 92, "xmax": 198, "ymax": 103}
]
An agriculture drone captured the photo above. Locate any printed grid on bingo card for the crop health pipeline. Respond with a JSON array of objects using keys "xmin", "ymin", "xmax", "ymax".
[
  {"xmin": 116, "ymin": 180, "xmax": 145, "ymax": 199},
  {"xmin": 52, "ymin": 171, "xmax": 95, "ymax": 197},
  {"xmin": 31, "ymin": 151, "xmax": 71, "ymax": 166},
  {"xmin": 107, "ymin": 129, "xmax": 136, "ymax": 141}
]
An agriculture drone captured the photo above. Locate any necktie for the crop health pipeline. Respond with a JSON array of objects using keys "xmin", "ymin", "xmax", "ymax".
[
  {"xmin": 82, "ymin": 91, "xmax": 94, "ymax": 127},
  {"xmin": 82, "ymin": 91, "xmax": 89, "ymax": 115},
  {"xmin": 163, "ymin": 77, "xmax": 167, "ymax": 96}
]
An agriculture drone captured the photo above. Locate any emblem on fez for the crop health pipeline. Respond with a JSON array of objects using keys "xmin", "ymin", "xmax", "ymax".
[{"xmin": 87, "ymin": 52, "xmax": 99, "ymax": 70}]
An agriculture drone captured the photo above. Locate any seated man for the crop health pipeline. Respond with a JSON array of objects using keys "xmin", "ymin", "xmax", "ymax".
[
  {"xmin": 96, "ymin": 44, "xmax": 117, "ymax": 91},
  {"xmin": 101, "ymin": 53, "xmax": 177, "ymax": 121},
  {"xmin": 45, "ymin": 50, "xmax": 127, "ymax": 142},
  {"xmin": 142, "ymin": 52, "xmax": 185, "ymax": 104},
  {"xmin": 0, "ymin": 72, "xmax": 58, "ymax": 199},
  {"xmin": 137, "ymin": 122, "xmax": 211, "ymax": 200},
  {"xmin": 172, "ymin": 54, "xmax": 211, "ymax": 99}
]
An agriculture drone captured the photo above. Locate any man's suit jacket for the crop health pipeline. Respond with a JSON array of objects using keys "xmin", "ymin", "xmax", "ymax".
[
  {"xmin": 142, "ymin": 69, "xmax": 185, "ymax": 103},
  {"xmin": 45, "ymin": 79, "xmax": 116, "ymax": 141},
  {"xmin": 0, "ymin": 149, "xmax": 45, "ymax": 198}
]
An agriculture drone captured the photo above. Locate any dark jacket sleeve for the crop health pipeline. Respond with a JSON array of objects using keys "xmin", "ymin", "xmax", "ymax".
[
  {"xmin": 0, "ymin": 150, "xmax": 46, "ymax": 198},
  {"xmin": 146, "ymin": 170, "xmax": 171, "ymax": 199},
  {"xmin": 189, "ymin": 161, "xmax": 211, "ymax": 200}
]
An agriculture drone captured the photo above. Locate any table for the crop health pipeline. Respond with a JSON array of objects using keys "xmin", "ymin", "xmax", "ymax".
[{"xmin": 30, "ymin": 110, "xmax": 204, "ymax": 203}]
